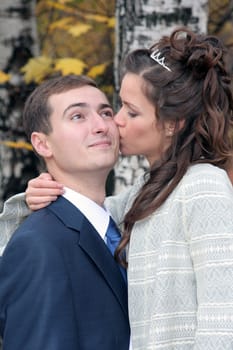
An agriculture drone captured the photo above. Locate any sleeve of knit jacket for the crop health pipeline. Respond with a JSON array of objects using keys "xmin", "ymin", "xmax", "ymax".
[
  {"xmin": 183, "ymin": 167, "xmax": 233, "ymax": 350},
  {"xmin": 104, "ymin": 175, "xmax": 144, "ymax": 226},
  {"xmin": 0, "ymin": 193, "xmax": 31, "ymax": 256}
]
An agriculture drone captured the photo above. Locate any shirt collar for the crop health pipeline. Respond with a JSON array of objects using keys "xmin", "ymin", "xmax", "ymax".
[{"xmin": 62, "ymin": 187, "xmax": 109, "ymax": 240}]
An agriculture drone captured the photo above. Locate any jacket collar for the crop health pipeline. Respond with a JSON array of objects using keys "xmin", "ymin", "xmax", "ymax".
[{"xmin": 48, "ymin": 196, "xmax": 128, "ymax": 317}]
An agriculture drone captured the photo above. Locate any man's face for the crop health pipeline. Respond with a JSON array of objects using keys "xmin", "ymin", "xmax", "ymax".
[{"xmin": 37, "ymin": 86, "xmax": 119, "ymax": 180}]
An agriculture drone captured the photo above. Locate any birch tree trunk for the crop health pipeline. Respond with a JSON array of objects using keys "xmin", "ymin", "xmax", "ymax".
[
  {"xmin": 114, "ymin": 0, "xmax": 208, "ymax": 193},
  {"xmin": 0, "ymin": 0, "xmax": 38, "ymax": 209}
]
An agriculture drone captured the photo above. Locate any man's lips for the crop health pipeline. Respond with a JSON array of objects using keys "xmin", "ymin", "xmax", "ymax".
[{"xmin": 89, "ymin": 139, "xmax": 112, "ymax": 147}]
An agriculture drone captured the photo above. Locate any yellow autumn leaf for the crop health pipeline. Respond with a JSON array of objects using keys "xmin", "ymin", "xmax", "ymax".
[
  {"xmin": 49, "ymin": 17, "xmax": 73, "ymax": 32},
  {"xmin": 46, "ymin": 1, "xmax": 74, "ymax": 14},
  {"xmin": 0, "ymin": 71, "xmax": 11, "ymax": 83},
  {"xmin": 21, "ymin": 56, "xmax": 53, "ymax": 83},
  {"xmin": 0, "ymin": 141, "xmax": 33, "ymax": 151},
  {"xmin": 108, "ymin": 17, "xmax": 115, "ymax": 28},
  {"xmin": 58, "ymin": 0, "xmax": 73, "ymax": 4},
  {"xmin": 68, "ymin": 24, "xmax": 92, "ymax": 37},
  {"xmin": 54, "ymin": 58, "xmax": 87, "ymax": 75},
  {"xmin": 101, "ymin": 85, "xmax": 114, "ymax": 96},
  {"xmin": 85, "ymin": 14, "xmax": 109, "ymax": 23},
  {"xmin": 88, "ymin": 63, "xmax": 107, "ymax": 78}
]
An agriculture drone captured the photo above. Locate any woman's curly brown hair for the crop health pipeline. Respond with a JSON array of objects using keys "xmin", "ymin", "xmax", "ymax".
[{"xmin": 116, "ymin": 27, "xmax": 233, "ymax": 267}]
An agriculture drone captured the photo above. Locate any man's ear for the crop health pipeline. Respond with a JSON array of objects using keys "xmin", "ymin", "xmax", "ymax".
[{"xmin": 31, "ymin": 132, "xmax": 52, "ymax": 158}]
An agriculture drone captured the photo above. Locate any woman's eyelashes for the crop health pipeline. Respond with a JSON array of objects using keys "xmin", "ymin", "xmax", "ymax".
[
  {"xmin": 120, "ymin": 101, "xmax": 139, "ymax": 118},
  {"xmin": 127, "ymin": 110, "xmax": 138, "ymax": 118}
]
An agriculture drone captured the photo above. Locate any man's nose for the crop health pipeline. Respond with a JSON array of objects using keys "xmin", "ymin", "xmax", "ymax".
[{"xmin": 92, "ymin": 113, "xmax": 109, "ymax": 133}]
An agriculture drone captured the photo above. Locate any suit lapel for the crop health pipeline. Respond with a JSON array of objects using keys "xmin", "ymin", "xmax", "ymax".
[{"xmin": 48, "ymin": 197, "xmax": 128, "ymax": 317}]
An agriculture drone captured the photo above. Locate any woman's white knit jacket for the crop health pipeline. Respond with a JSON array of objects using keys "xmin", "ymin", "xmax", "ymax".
[{"xmin": 106, "ymin": 164, "xmax": 233, "ymax": 350}]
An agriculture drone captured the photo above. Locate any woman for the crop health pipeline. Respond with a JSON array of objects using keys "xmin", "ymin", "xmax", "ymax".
[
  {"xmin": 1, "ymin": 27, "xmax": 233, "ymax": 349},
  {"xmin": 107, "ymin": 27, "xmax": 233, "ymax": 350}
]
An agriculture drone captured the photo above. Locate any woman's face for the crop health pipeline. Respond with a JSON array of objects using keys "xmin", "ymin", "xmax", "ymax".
[{"xmin": 114, "ymin": 73, "xmax": 172, "ymax": 166}]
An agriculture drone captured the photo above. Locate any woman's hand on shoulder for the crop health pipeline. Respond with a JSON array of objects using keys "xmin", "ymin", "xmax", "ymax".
[{"xmin": 25, "ymin": 173, "xmax": 64, "ymax": 211}]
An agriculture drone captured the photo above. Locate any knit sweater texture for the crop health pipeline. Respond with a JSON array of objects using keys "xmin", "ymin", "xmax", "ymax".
[{"xmin": 106, "ymin": 164, "xmax": 233, "ymax": 350}]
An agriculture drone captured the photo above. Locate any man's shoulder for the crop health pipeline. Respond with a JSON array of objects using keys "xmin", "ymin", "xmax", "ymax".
[
  {"xmin": 11, "ymin": 196, "xmax": 83, "ymax": 241},
  {"xmin": 8, "ymin": 207, "xmax": 57, "ymax": 242}
]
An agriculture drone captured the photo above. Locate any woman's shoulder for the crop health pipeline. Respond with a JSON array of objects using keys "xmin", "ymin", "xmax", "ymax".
[
  {"xmin": 186, "ymin": 163, "xmax": 230, "ymax": 180},
  {"xmin": 178, "ymin": 163, "xmax": 233, "ymax": 195}
]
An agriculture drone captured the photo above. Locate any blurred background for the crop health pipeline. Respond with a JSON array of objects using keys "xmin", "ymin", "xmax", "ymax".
[{"xmin": 0, "ymin": 0, "xmax": 233, "ymax": 209}]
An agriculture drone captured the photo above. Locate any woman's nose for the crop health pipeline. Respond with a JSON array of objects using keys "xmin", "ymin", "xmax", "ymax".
[{"xmin": 114, "ymin": 110, "xmax": 125, "ymax": 126}]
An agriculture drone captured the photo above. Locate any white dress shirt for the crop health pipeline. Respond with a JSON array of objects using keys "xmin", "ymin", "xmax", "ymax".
[{"xmin": 62, "ymin": 186, "xmax": 110, "ymax": 239}]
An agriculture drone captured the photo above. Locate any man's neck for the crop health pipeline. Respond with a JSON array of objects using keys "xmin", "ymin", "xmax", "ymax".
[{"xmin": 51, "ymin": 172, "xmax": 108, "ymax": 206}]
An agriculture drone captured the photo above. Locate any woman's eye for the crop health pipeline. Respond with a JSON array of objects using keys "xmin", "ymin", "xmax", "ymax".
[{"xmin": 128, "ymin": 111, "xmax": 138, "ymax": 118}]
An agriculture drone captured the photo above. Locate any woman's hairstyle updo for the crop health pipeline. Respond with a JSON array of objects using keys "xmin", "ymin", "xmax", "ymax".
[{"xmin": 116, "ymin": 27, "xmax": 233, "ymax": 267}]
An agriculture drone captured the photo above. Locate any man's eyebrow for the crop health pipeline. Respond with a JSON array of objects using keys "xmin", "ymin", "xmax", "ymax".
[
  {"xmin": 98, "ymin": 103, "xmax": 112, "ymax": 110},
  {"xmin": 63, "ymin": 103, "xmax": 87, "ymax": 116},
  {"xmin": 63, "ymin": 102, "xmax": 112, "ymax": 116}
]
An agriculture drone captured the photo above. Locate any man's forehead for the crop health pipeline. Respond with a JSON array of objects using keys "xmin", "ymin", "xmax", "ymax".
[{"xmin": 49, "ymin": 86, "xmax": 109, "ymax": 106}]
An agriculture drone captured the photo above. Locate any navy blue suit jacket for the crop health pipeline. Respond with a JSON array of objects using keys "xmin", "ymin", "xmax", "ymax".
[{"xmin": 0, "ymin": 196, "xmax": 130, "ymax": 350}]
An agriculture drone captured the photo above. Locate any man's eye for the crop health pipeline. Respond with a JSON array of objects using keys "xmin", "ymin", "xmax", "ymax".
[
  {"xmin": 101, "ymin": 110, "xmax": 114, "ymax": 118},
  {"xmin": 71, "ymin": 114, "xmax": 82, "ymax": 120}
]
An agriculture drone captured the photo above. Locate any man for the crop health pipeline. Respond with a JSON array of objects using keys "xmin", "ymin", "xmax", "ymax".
[{"xmin": 0, "ymin": 75, "xmax": 130, "ymax": 349}]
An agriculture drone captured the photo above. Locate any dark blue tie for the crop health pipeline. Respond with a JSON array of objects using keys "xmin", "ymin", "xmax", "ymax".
[{"xmin": 106, "ymin": 217, "xmax": 127, "ymax": 283}]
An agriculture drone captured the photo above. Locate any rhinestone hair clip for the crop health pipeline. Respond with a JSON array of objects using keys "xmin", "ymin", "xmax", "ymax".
[{"xmin": 150, "ymin": 49, "xmax": 171, "ymax": 72}]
